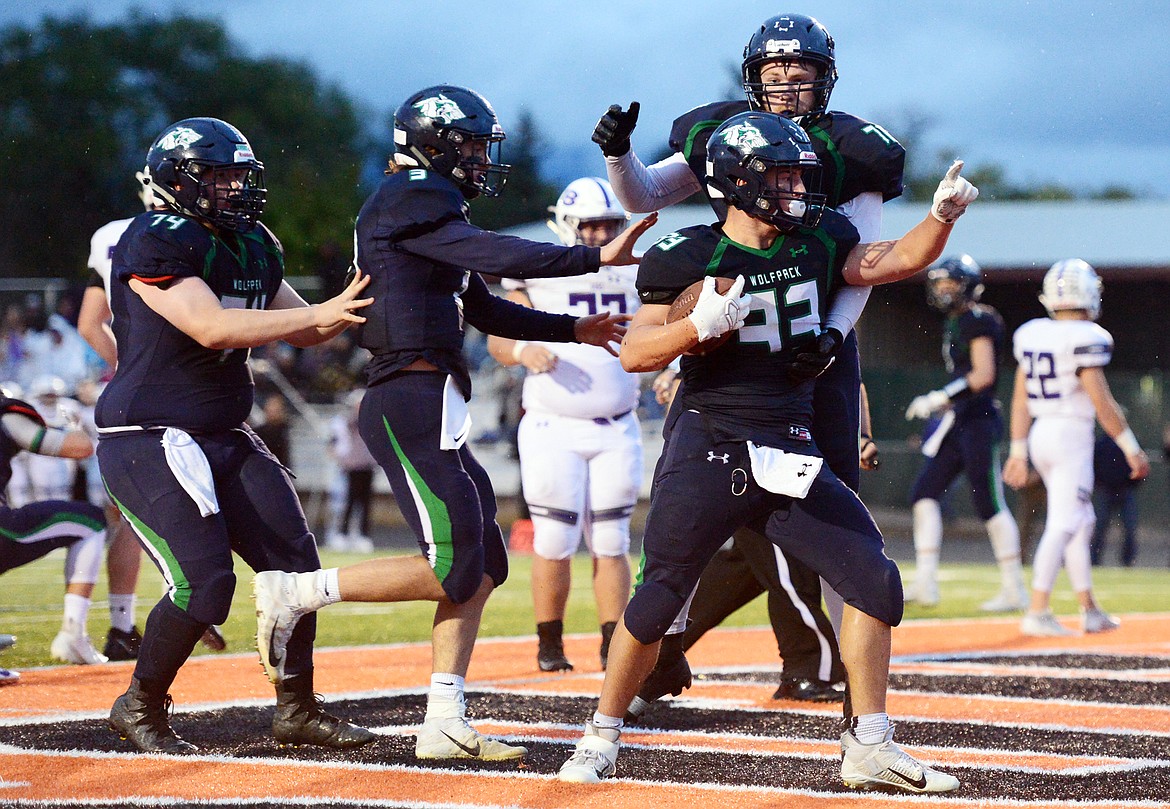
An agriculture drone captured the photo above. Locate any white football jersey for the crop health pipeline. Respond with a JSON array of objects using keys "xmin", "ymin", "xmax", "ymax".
[
  {"xmin": 1012, "ymin": 317, "xmax": 1112, "ymax": 420},
  {"xmin": 87, "ymin": 217, "xmax": 134, "ymax": 295},
  {"xmin": 503, "ymin": 265, "xmax": 640, "ymax": 420}
]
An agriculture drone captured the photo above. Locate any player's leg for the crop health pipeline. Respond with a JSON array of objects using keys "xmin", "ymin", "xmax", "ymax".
[
  {"xmin": 586, "ymin": 412, "xmax": 641, "ymax": 670},
  {"xmin": 1021, "ymin": 419, "xmax": 1093, "ymax": 636},
  {"xmin": 99, "ymin": 432, "xmax": 233, "ymax": 754},
  {"xmin": 908, "ymin": 433, "xmax": 964, "ymax": 605},
  {"xmin": 560, "ymin": 411, "xmax": 760, "ymax": 782},
  {"xmin": 765, "ymin": 470, "xmax": 959, "ymax": 794},
  {"xmin": 519, "ymin": 412, "xmax": 588, "ymax": 671},
  {"xmin": 959, "ymin": 416, "xmax": 1026, "ymax": 611}
]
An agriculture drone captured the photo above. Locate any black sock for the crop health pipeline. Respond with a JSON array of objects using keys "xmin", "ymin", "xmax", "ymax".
[{"xmin": 133, "ymin": 598, "xmax": 206, "ymax": 692}]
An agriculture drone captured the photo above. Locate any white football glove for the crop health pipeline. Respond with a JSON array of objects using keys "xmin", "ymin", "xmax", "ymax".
[
  {"xmin": 931, "ymin": 159, "xmax": 979, "ymax": 224},
  {"xmin": 687, "ymin": 276, "xmax": 751, "ymax": 342},
  {"xmin": 905, "ymin": 389, "xmax": 951, "ymax": 421}
]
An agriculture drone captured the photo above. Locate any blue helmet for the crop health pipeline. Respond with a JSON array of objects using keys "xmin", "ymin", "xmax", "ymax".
[
  {"xmin": 742, "ymin": 14, "xmax": 838, "ymax": 117},
  {"xmin": 705, "ymin": 112, "xmax": 825, "ymax": 231},
  {"xmin": 926, "ymin": 254, "xmax": 984, "ymax": 312}
]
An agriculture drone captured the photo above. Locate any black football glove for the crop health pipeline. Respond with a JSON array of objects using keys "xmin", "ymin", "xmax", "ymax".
[
  {"xmin": 592, "ymin": 102, "xmax": 640, "ymax": 157},
  {"xmin": 787, "ymin": 328, "xmax": 843, "ymax": 382}
]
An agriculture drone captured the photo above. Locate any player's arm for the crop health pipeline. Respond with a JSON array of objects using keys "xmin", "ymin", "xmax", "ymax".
[
  {"xmin": 77, "ymin": 284, "xmax": 118, "ymax": 368},
  {"xmin": 618, "ymin": 303, "xmax": 689, "ymax": 372},
  {"xmin": 842, "ymin": 161, "xmax": 978, "ymax": 287},
  {"xmin": 0, "ymin": 412, "xmax": 93, "ymax": 460},
  {"xmin": 486, "ymin": 290, "xmax": 560, "ymax": 374},
  {"xmin": 1081, "ymin": 366, "xmax": 1150, "ymax": 480},
  {"xmin": 267, "ymin": 278, "xmax": 371, "ymax": 347},
  {"xmin": 130, "ymin": 270, "xmax": 371, "ymax": 350},
  {"xmin": 1002, "ymin": 367, "xmax": 1033, "ymax": 490}
]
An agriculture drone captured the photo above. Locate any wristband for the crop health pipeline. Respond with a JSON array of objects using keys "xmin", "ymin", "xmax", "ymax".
[
  {"xmin": 942, "ymin": 377, "xmax": 970, "ymax": 400},
  {"xmin": 511, "ymin": 341, "xmax": 528, "ymax": 363},
  {"xmin": 1115, "ymin": 427, "xmax": 1142, "ymax": 457},
  {"xmin": 1008, "ymin": 439, "xmax": 1028, "ymax": 460}
]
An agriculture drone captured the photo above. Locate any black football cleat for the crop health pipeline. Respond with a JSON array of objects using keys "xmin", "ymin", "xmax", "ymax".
[
  {"xmin": 625, "ymin": 640, "xmax": 692, "ymax": 723},
  {"xmin": 773, "ymin": 677, "xmax": 846, "ymax": 702},
  {"xmin": 103, "ymin": 626, "xmax": 142, "ymax": 661},
  {"xmin": 536, "ymin": 620, "xmax": 573, "ymax": 672},
  {"xmin": 199, "ymin": 624, "xmax": 227, "ymax": 651},
  {"xmin": 108, "ymin": 677, "xmax": 198, "ymax": 754},
  {"xmin": 273, "ymin": 674, "xmax": 377, "ymax": 749}
]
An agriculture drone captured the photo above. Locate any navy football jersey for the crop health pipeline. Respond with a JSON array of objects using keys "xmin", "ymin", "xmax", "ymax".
[
  {"xmin": 96, "ymin": 212, "xmax": 285, "ymax": 432},
  {"xmin": 353, "ymin": 169, "xmax": 598, "ymax": 396},
  {"xmin": 943, "ymin": 304, "xmax": 1005, "ymax": 419},
  {"xmin": 669, "ymin": 101, "xmax": 905, "ymax": 218},
  {"xmin": 638, "ymin": 211, "xmax": 859, "ymax": 440}
]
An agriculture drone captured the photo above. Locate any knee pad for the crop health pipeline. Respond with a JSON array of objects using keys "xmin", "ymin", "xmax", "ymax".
[
  {"xmin": 837, "ymin": 553, "xmax": 903, "ymax": 628},
  {"xmin": 182, "ymin": 568, "xmax": 237, "ymax": 625},
  {"xmin": 586, "ymin": 515, "xmax": 631, "ymax": 558},
  {"xmin": 624, "ymin": 579, "xmax": 688, "ymax": 644},
  {"xmin": 64, "ymin": 529, "xmax": 106, "ymax": 586},
  {"xmin": 532, "ymin": 515, "xmax": 581, "ymax": 561},
  {"xmin": 437, "ymin": 544, "xmax": 486, "ymax": 605}
]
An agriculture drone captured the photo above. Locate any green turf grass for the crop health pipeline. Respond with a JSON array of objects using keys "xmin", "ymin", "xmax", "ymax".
[{"xmin": 2, "ymin": 549, "xmax": 1168, "ymax": 670}]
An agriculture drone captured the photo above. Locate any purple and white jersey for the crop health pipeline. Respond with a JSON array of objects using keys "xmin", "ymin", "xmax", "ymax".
[{"xmin": 1012, "ymin": 317, "xmax": 1112, "ymax": 420}]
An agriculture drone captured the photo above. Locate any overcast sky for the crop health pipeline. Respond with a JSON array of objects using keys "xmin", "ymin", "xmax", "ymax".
[{"xmin": 4, "ymin": 1, "xmax": 1168, "ymax": 198}]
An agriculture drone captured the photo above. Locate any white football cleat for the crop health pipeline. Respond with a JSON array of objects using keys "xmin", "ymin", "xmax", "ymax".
[
  {"xmin": 558, "ymin": 722, "xmax": 620, "ymax": 783},
  {"xmin": 414, "ymin": 716, "xmax": 526, "ymax": 761},
  {"xmin": 910, "ymin": 578, "xmax": 939, "ymax": 607},
  {"xmin": 980, "ymin": 586, "xmax": 1027, "ymax": 612},
  {"xmin": 1082, "ymin": 607, "xmax": 1120, "ymax": 634},
  {"xmin": 841, "ymin": 725, "xmax": 960, "ymax": 793},
  {"xmin": 50, "ymin": 631, "xmax": 108, "ymax": 665},
  {"xmin": 1021, "ymin": 610, "xmax": 1073, "ymax": 637},
  {"xmin": 253, "ymin": 570, "xmax": 317, "ymax": 684},
  {"xmin": 0, "ymin": 667, "xmax": 20, "ymax": 686}
]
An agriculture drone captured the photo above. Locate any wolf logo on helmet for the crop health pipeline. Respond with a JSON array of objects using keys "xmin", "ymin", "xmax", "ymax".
[
  {"xmin": 413, "ymin": 94, "xmax": 468, "ymax": 125},
  {"xmin": 156, "ymin": 127, "xmax": 203, "ymax": 152},
  {"xmin": 720, "ymin": 123, "xmax": 771, "ymax": 150}
]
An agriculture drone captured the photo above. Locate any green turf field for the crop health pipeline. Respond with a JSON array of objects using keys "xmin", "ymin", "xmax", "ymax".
[{"xmin": 3, "ymin": 548, "xmax": 1168, "ymax": 670}]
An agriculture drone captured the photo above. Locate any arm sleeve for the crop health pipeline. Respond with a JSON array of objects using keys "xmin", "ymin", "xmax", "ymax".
[
  {"xmin": 605, "ymin": 150, "xmax": 701, "ymax": 213},
  {"xmin": 0, "ymin": 412, "xmax": 66, "ymax": 455},
  {"xmin": 824, "ymin": 286, "xmax": 872, "ymax": 337},
  {"xmin": 398, "ymin": 219, "xmax": 600, "ymax": 280},
  {"xmin": 835, "ymin": 191, "xmax": 884, "ymax": 243},
  {"xmin": 460, "ymin": 273, "xmax": 579, "ymax": 342}
]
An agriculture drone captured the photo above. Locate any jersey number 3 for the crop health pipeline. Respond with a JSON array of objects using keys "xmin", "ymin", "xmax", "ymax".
[{"xmin": 738, "ymin": 279, "xmax": 820, "ymax": 352}]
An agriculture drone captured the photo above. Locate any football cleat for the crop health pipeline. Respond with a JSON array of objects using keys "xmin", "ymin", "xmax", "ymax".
[
  {"xmin": 273, "ymin": 675, "xmax": 377, "ymax": 749},
  {"xmin": 0, "ymin": 667, "xmax": 19, "ymax": 686},
  {"xmin": 51, "ymin": 630, "xmax": 108, "ymax": 665},
  {"xmin": 980, "ymin": 587, "xmax": 1028, "ymax": 613},
  {"xmin": 909, "ymin": 578, "xmax": 939, "ymax": 607},
  {"xmin": 0, "ymin": 634, "xmax": 15, "ymax": 652},
  {"xmin": 253, "ymin": 570, "xmax": 315, "ymax": 684},
  {"xmin": 773, "ymin": 677, "xmax": 846, "ymax": 702},
  {"xmin": 536, "ymin": 620, "xmax": 573, "ymax": 672},
  {"xmin": 624, "ymin": 646, "xmax": 692, "ymax": 723},
  {"xmin": 415, "ymin": 717, "xmax": 527, "ymax": 761},
  {"xmin": 200, "ymin": 625, "xmax": 227, "ymax": 651},
  {"xmin": 103, "ymin": 626, "xmax": 142, "ymax": 661},
  {"xmin": 1021, "ymin": 610, "xmax": 1073, "ymax": 637},
  {"xmin": 1082, "ymin": 607, "xmax": 1120, "ymax": 634},
  {"xmin": 558, "ymin": 722, "xmax": 620, "ymax": 783},
  {"xmin": 108, "ymin": 678, "xmax": 197, "ymax": 754},
  {"xmin": 841, "ymin": 725, "xmax": 959, "ymax": 793}
]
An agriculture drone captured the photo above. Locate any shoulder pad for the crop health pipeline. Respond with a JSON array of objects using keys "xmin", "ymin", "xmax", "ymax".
[
  {"xmin": 637, "ymin": 226, "xmax": 716, "ymax": 305},
  {"xmin": 669, "ymin": 100, "xmax": 749, "ymax": 158},
  {"xmin": 806, "ymin": 112, "xmax": 906, "ymax": 204},
  {"xmin": 374, "ymin": 170, "xmax": 468, "ymax": 241},
  {"xmin": 115, "ymin": 212, "xmax": 211, "ymax": 283}
]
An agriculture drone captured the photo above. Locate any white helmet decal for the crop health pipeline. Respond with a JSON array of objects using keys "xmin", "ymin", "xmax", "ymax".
[
  {"xmin": 156, "ymin": 127, "xmax": 203, "ymax": 151},
  {"xmin": 414, "ymin": 93, "xmax": 467, "ymax": 124},
  {"xmin": 721, "ymin": 123, "xmax": 770, "ymax": 150},
  {"xmin": 1040, "ymin": 258, "xmax": 1102, "ymax": 320}
]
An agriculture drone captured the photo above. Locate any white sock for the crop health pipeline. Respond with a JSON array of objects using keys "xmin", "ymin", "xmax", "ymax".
[
  {"xmin": 912, "ymin": 499, "xmax": 942, "ymax": 583},
  {"xmin": 591, "ymin": 711, "xmax": 624, "ymax": 739},
  {"xmin": 853, "ymin": 712, "xmax": 891, "ymax": 745},
  {"xmin": 62, "ymin": 593, "xmax": 90, "ymax": 635},
  {"xmin": 108, "ymin": 594, "xmax": 136, "ymax": 633},
  {"xmin": 317, "ymin": 569, "xmax": 342, "ymax": 605},
  {"xmin": 428, "ymin": 673, "xmax": 466, "ymax": 707},
  {"xmin": 985, "ymin": 511, "xmax": 1023, "ymax": 591}
]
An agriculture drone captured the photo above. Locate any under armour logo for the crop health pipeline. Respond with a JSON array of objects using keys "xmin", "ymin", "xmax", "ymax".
[
  {"xmin": 797, "ymin": 462, "xmax": 813, "ymax": 477},
  {"xmin": 707, "ymin": 451, "xmax": 730, "ymax": 464},
  {"xmin": 789, "ymin": 244, "xmax": 808, "ymax": 258}
]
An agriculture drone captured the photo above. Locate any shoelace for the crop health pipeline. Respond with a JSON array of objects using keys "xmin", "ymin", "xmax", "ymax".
[{"xmin": 568, "ymin": 748, "xmax": 611, "ymax": 772}]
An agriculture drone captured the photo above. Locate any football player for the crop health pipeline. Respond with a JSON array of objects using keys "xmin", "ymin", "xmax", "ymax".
[
  {"xmin": 98, "ymin": 116, "xmax": 375, "ymax": 754},
  {"xmin": 1, "ymin": 383, "xmax": 108, "ymax": 666},
  {"xmin": 253, "ymin": 86, "xmax": 654, "ymax": 764},
  {"xmin": 487, "ymin": 177, "xmax": 641, "ymax": 674},
  {"xmin": 593, "ymin": 12, "xmax": 903, "ymax": 713},
  {"xmin": 558, "ymin": 111, "xmax": 973, "ymax": 793},
  {"xmin": 904, "ymin": 255, "xmax": 1027, "ymax": 610},
  {"xmin": 1003, "ymin": 259, "xmax": 1148, "ymax": 636}
]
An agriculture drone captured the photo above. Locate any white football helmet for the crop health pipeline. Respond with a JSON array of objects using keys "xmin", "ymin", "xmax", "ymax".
[
  {"xmin": 548, "ymin": 177, "xmax": 629, "ymax": 246},
  {"xmin": 1039, "ymin": 258, "xmax": 1102, "ymax": 320}
]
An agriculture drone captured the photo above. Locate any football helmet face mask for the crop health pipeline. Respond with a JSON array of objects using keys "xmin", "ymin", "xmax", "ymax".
[
  {"xmin": 705, "ymin": 112, "xmax": 825, "ymax": 232},
  {"xmin": 926, "ymin": 254, "xmax": 984, "ymax": 313},
  {"xmin": 742, "ymin": 14, "xmax": 838, "ymax": 118},
  {"xmin": 1040, "ymin": 258, "xmax": 1102, "ymax": 320},
  {"xmin": 548, "ymin": 177, "xmax": 630, "ymax": 247},
  {"xmin": 144, "ymin": 118, "xmax": 266, "ymax": 231},
  {"xmin": 393, "ymin": 85, "xmax": 511, "ymax": 199}
]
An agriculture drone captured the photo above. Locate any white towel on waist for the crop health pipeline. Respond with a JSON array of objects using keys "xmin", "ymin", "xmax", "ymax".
[
  {"xmin": 161, "ymin": 428, "xmax": 219, "ymax": 517},
  {"xmin": 746, "ymin": 441, "xmax": 822, "ymax": 500},
  {"xmin": 440, "ymin": 376, "xmax": 473, "ymax": 451}
]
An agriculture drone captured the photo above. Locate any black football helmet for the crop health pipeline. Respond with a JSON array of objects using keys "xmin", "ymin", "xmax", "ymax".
[
  {"xmin": 926, "ymin": 254, "xmax": 984, "ymax": 312},
  {"xmin": 742, "ymin": 14, "xmax": 838, "ymax": 118},
  {"xmin": 705, "ymin": 112, "xmax": 825, "ymax": 231},
  {"xmin": 144, "ymin": 118, "xmax": 266, "ymax": 231},
  {"xmin": 393, "ymin": 85, "xmax": 510, "ymax": 199}
]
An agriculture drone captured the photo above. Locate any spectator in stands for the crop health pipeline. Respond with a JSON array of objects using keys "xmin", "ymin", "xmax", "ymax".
[{"xmin": 325, "ymin": 389, "xmax": 377, "ymax": 553}]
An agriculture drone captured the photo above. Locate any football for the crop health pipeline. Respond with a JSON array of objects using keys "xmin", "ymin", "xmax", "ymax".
[{"xmin": 666, "ymin": 276, "xmax": 738, "ymax": 355}]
